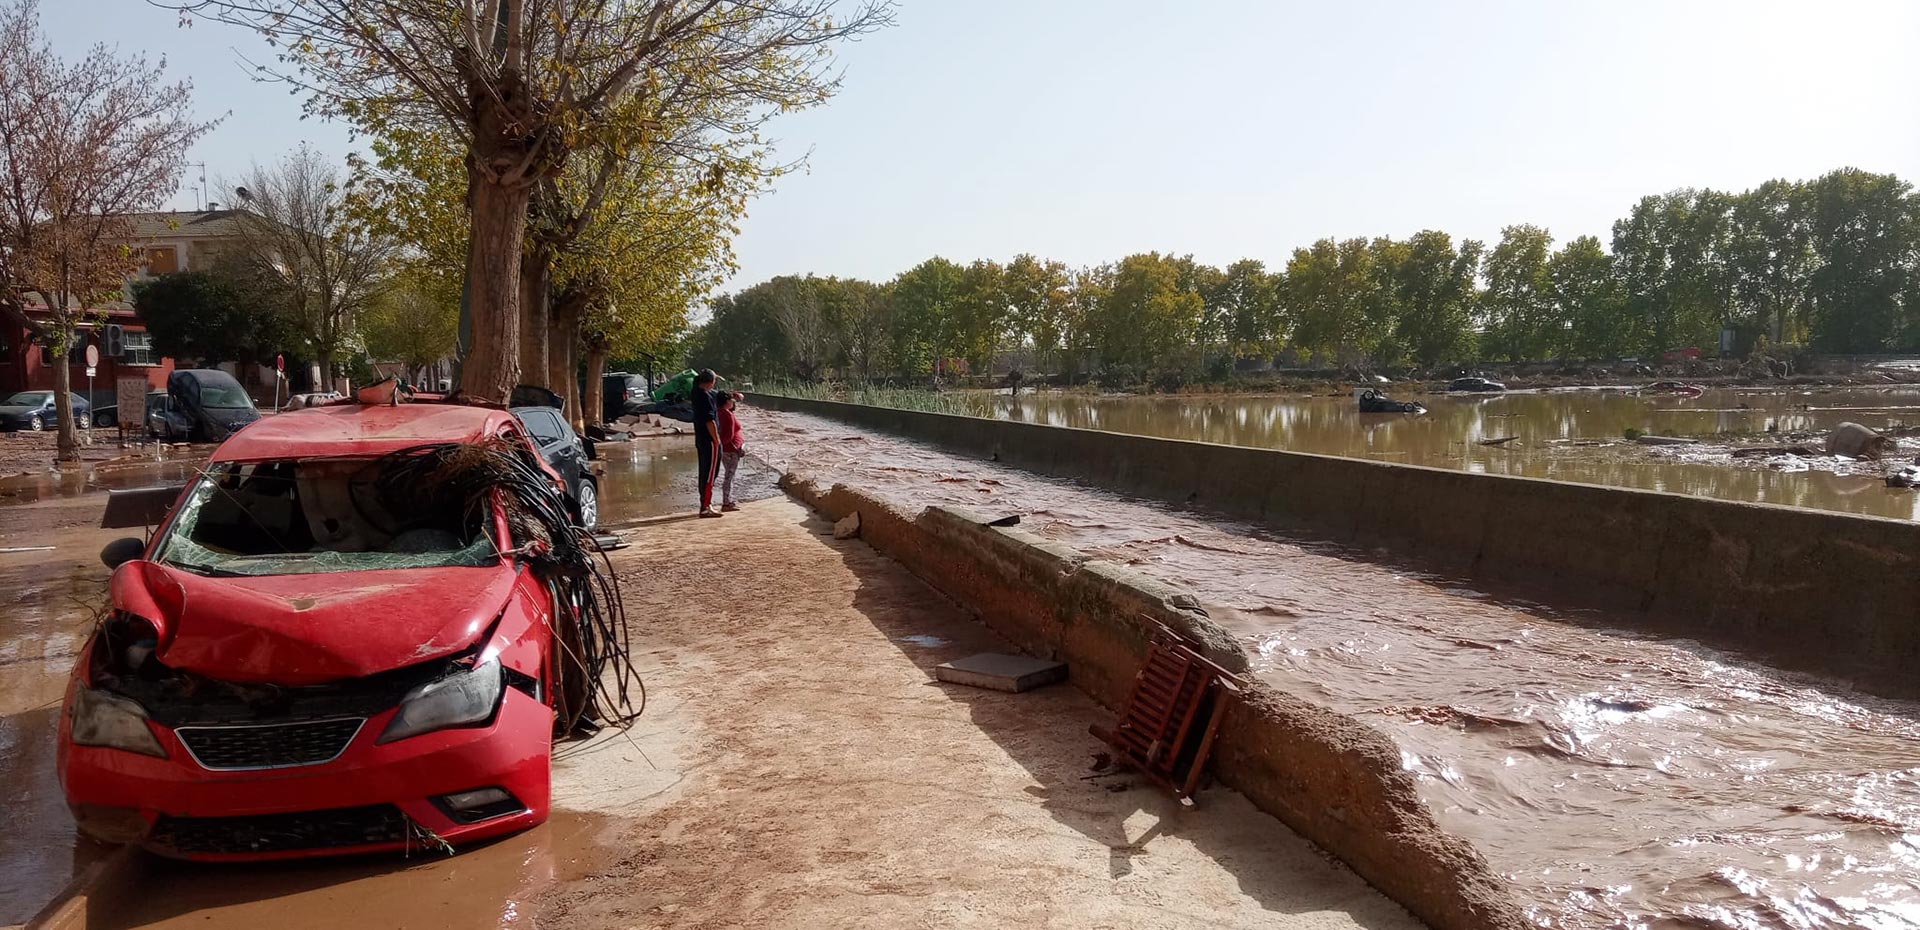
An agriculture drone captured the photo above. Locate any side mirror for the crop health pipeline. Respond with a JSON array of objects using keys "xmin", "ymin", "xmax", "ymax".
[{"xmin": 100, "ymin": 537, "xmax": 146, "ymax": 569}]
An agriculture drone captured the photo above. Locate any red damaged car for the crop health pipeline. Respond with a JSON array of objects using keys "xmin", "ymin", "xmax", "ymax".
[{"xmin": 58, "ymin": 401, "xmax": 593, "ymax": 859}]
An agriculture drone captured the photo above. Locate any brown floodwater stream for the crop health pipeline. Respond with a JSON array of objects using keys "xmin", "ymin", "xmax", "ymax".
[
  {"xmin": 924, "ymin": 386, "xmax": 1920, "ymax": 520},
  {"xmin": 745, "ymin": 406, "xmax": 1920, "ymax": 930}
]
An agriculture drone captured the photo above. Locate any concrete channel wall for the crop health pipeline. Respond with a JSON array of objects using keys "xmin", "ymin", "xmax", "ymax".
[
  {"xmin": 782, "ymin": 476, "xmax": 1531, "ymax": 930},
  {"xmin": 751, "ymin": 394, "xmax": 1920, "ymax": 695}
]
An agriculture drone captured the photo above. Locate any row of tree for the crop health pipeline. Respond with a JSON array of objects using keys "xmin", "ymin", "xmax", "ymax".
[{"xmin": 692, "ymin": 168, "xmax": 1920, "ymax": 383}]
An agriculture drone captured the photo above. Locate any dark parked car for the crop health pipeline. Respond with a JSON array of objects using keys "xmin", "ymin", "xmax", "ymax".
[
  {"xmin": 513, "ymin": 405, "xmax": 600, "ymax": 529},
  {"xmin": 1447, "ymin": 377, "xmax": 1507, "ymax": 393},
  {"xmin": 602, "ymin": 372, "xmax": 649, "ymax": 422},
  {"xmin": 0, "ymin": 390, "xmax": 90, "ymax": 431},
  {"xmin": 164, "ymin": 369, "xmax": 261, "ymax": 441}
]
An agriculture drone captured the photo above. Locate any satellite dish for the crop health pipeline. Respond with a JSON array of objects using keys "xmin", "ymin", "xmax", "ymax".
[{"xmin": 235, "ymin": 186, "xmax": 252, "ymax": 201}]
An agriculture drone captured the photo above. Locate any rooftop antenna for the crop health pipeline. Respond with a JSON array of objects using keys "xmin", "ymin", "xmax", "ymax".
[{"xmin": 183, "ymin": 162, "xmax": 208, "ymax": 210}]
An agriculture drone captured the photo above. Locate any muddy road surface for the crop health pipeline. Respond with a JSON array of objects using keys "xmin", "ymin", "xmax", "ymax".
[{"xmin": 745, "ymin": 407, "xmax": 1920, "ymax": 930}]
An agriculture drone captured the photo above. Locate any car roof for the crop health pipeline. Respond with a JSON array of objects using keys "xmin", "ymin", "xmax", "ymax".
[{"xmin": 212, "ymin": 402, "xmax": 522, "ymax": 462}]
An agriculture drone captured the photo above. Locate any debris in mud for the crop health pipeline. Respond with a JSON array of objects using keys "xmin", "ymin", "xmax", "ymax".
[
  {"xmin": 1477, "ymin": 436, "xmax": 1518, "ymax": 447},
  {"xmin": 1826, "ymin": 421, "xmax": 1894, "ymax": 459},
  {"xmin": 1634, "ymin": 435, "xmax": 1698, "ymax": 446},
  {"xmin": 1729, "ymin": 446, "xmax": 1819, "ymax": 458},
  {"xmin": 832, "ymin": 511, "xmax": 861, "ymax": 539},
  {"xmin": 934, "ymin": 653, "xmax": 1067, "ymax": 692},
  {"xmin": 985, "ymin": 514, "xmax": 1020, "ymax": 527}
]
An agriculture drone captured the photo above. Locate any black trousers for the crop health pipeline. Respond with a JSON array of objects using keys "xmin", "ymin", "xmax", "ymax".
[{"xmin": 696, "ymin": 439, "xmax": 717, "ymax": 510}]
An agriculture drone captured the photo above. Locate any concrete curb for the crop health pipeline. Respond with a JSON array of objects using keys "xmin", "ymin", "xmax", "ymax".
[
  {"xmin": 780, "ymin": 473, "xmax": 1530, "ymax": 930},
  {"xmin": 752, "ymin": 393, "xmax": 1920, "ymax": 697},
  {"xmin": 24, "ymin": 845, "xmax": 138, "ymax": 930}
]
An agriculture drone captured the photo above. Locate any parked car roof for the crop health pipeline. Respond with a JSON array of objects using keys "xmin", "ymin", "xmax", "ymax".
[{"xmin": 213, "ymin": 402, "xmax": 522, "ymax": 462}]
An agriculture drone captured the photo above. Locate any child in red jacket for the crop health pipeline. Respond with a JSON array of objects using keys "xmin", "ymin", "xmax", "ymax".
[{"xmin": 716, "ymin": 392, "xmax": 746, "ymax": 512}]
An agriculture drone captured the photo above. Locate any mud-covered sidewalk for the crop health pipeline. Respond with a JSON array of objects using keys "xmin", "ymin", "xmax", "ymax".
[{"xmin": 541, "ymin": 496, "xmax": 1416, "ymax": 929}]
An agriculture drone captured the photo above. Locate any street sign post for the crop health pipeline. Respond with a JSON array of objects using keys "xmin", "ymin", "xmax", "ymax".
[
  {"xmin": 84, "ymin": 343, "xmax": 100, "ymax": 437},
  {"xmin": 274, "ymin": 354, "xmax": 285, "ymax": 412}
]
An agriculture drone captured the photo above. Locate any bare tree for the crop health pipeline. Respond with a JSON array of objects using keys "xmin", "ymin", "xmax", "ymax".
[
  {"xmin": 168, "ymin": 0, "xmax": 890, "ymax": 402},
  {"xmin": 0, "ymin": 0, "xmax": 215, "ymax": 462},
  {"xmin": 227, "ymin": 146, "xmax": 395, "ymax": 390}
]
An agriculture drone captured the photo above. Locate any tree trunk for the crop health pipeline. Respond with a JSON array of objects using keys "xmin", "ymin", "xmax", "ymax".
[
  {"xmin": 51, "ymin": 348, "xmax": 78, "ymax": 464},
  {"xmin": 458, "ymin": 171, "xmax": 529, "ymax": 402},
  {"xmin": 547, "ymin": 300, "xmax": 581, "ymax": 428},
  {"xmin": 584, "ymin": 345, "xmax": 608, "ymax": 428},
  {"xmin": 518, "ymin": 248, "xmax": 550, "ymax": 390}
]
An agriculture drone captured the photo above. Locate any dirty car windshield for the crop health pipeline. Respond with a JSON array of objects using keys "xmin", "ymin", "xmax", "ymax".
[
  {"xmin": 197, "ymin": 384, "xmax": 252, "ymax": 408},
  {"xmin": 155, "ymin": 458, "xmax": 498, "ymax": 576}
]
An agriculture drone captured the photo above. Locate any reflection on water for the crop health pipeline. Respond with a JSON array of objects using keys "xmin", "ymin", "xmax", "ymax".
[{"xmin": 955, "ymin": 387, "xmax": 1920, "ymax": 519}]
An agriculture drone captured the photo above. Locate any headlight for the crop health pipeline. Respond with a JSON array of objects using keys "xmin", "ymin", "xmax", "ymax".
[
  {"xmin": 70, "ymin": 686, "xmax": 167, "ymax": 758},
  {"xmin": 378, "ymin": 658, "xmax": 503, "ymax": 744}
]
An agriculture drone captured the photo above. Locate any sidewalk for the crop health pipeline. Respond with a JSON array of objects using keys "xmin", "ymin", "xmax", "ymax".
[{"xmin": 540, "ymin": 497, "xmax": 1418, "ymax": 929}]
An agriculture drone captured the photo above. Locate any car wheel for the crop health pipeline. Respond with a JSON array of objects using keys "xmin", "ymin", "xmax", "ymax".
[
  {"xmin": 575, "ymin": 479, "xmax": 599, "ymax": 530},
  {"xmin": 28, "ymin": 413, "xmax": 43, "ymax": 431}
]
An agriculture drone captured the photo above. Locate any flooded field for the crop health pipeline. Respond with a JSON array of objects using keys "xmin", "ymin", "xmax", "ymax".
[
  {"xmin": 938, "ymin": 386, "xmax": 1920, "ymax": 520},
  {"xmin": 747, "ymin": 406, "xmax": 1920, "ymax": 930}
]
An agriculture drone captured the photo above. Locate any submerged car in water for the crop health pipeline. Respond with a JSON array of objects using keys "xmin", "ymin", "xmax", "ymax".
[
  {"xmin": 1447, "ymin": 376, "xmax": 1507, "ymax": 393},
  {"xmin": 59, "ymin": 403, "xmax": 574, "ymax": 860},
  {"xmin": 1355, "ymin": 387, "xmax": 1426, "ymax": 414}
]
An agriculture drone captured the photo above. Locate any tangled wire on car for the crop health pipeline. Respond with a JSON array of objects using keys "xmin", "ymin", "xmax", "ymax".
[{"xmin": 371, "ymin": 438, "xmax": 643, "ymax": 736}]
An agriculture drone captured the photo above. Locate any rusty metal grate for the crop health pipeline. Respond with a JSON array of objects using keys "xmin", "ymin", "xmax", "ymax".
[{"xmin": 1092, "ymin": 619, "xmax": 1242, "ymax": 802}]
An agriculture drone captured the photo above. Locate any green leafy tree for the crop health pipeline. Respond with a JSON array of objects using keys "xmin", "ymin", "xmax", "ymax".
[
  {"xmin": 950, "ymin": 259, "xmax": 1008, "ymax": 372},
  {"xmin": 1214, "ymin": 259, "xmax": 1283, "ymax": 357},
  {"xmin": 1092, "ymin": 253, "xmax": 1203, "ymax": 377},
  {"xmin": 360, "ymin": 267, "xmax": 458, "ymax": 382},
  {"xmin": 1802, "ymin": 168, "xmax": 1917, "ymax": 352},
  {"xmin": 1003, "ymin": 254, "xmax": 1072, "ymax": 373},
  {"xmin": 1551, "ymin": 235, "xmax": 1633, "ymax": 359},
  {"xmin": 1285, "ymin": 238, "xmax": 1381, "ymax": 365},
  {"xmin": 1729, "ymin": 178, "xmax": 1815, "ymax": 345},
  {"xmin": 1388, "ymin": 231, "xmax": 1482, "ymax": 367},
  {"xmin": 888, "ymin": 258, "xmax": 965, "ymax": 380},
  {"xmin": 132, "ymin": 265, "xmax": 288, "ymax": 365},
  {"xmin": 1480, "ymin": 225, "xmax": 1557, "ymax": 360}
]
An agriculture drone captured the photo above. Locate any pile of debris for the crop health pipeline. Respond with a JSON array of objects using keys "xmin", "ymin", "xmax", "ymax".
[{"xmin": 589, "ymin": 413, "xmax": 686, "ymax": 443}]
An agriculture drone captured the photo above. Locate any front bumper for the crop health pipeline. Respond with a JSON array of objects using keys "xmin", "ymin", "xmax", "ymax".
[{"xmin": 60, "ymin": 688, "xmax": 553, "ymax": 861}]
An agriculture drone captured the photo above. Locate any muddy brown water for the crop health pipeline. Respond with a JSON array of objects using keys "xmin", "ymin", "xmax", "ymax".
[
  {"xmin": 927, "ymin": 386, "xmax": 1920, "ymax": 520},
  {"xmin": 746, "ymin": 407, "xmax": 1920, "ymax": 930},
  {"xmin": 0, "ymin": 442, "xmax": 712, "ymax": 927}
]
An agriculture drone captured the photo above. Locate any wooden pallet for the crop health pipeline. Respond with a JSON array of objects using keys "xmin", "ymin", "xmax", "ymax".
[{"xmin": 1091, "ymin": 619, "xmax": 1243, "ymax": 803}]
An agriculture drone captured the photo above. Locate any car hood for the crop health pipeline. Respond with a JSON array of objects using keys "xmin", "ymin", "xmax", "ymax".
[
  {"xmin": 0, "ymin": 405, "xmax": 39, "ymax": 416},
  {"xmin": 110, "ymin": 559, "xmax": 521, "ymax": 685}
]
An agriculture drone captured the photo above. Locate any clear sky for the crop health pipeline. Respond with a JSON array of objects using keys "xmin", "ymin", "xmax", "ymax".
[{"xmin": 42, "ymin": 0, "xmax": 1920, "ymax": 291}]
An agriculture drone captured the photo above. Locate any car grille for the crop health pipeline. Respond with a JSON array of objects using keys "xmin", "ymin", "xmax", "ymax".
[
  {"xmin": 175, "ymin": 718, "xmax": 365, "ymax": 770},
  {"xmin": 149, "ymin": 804, "xmax": 410, "ymax": 855}
]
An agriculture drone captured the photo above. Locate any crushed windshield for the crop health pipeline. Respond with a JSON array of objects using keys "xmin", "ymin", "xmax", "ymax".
[
  {"xmin": 156, "ymin": 458, "xmax": 499, "ymax": 576},
  {"xmin": 4, "ymin": 391, "xmax": 49, "ymax": 406}
]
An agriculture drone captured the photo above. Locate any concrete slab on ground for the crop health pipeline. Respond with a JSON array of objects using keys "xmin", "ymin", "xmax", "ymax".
[{"xmin": 934, "ymin": 652, "xmax": 1068, "ymax": 692}]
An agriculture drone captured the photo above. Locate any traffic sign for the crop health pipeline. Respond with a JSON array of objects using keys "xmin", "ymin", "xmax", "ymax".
[
  {"xmin": 84, "ymin": 344, "xmax": 99, "ymax": 367},
  {"xmin": 276, "ymin": 353, "xmax": 285, "ymax": 372},
  {"xmin": 85, "ymin": 366, "xmax": 96, "ymax": 378}
]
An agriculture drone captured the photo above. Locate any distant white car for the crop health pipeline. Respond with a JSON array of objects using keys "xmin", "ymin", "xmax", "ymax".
[{"xmin": 282, "ymin": 391, "xmax": 344, "ymax": 411}]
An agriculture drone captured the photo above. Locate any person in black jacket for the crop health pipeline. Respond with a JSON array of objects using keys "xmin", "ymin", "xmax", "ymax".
[{"xmin": 691, "ymin": 370, "xmax": 723, "ymax": 517}]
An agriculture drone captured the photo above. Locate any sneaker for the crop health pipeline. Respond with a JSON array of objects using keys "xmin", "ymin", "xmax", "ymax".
[
  {"xmin": 721, "ymin": 502, "xmax": 740, "ymax": 512},
  {"xmin": 698, "ymin": 509, "xmax": 723, "ymax": 518}
]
